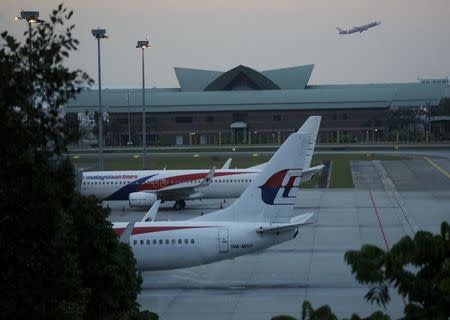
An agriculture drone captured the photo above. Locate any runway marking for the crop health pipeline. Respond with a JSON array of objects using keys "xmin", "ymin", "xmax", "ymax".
[
  {"xmin": 368, "ymin": 189, "xmax": 390, "ymax": 251},
  {"xmin": 424, "ymin": 157, "xmax": 450, "ymax": 179},
  {"xmin": 369, "ymin": 188, "xmax": 408, "ymax": 307}
]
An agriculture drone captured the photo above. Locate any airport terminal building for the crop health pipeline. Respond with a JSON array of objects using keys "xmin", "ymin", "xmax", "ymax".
[{"xmin": 64, "ymin": 64, "xmax": 448, "ymax": 145}]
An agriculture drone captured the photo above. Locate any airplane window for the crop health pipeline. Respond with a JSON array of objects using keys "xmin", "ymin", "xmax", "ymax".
[
  {"xmin": 184, "ymin": 239, "xmax": 188, "ymax": 244},
  {"xmin": 178, "ymin": 239, "xmax": 182, "ymax": 244},
  {"xmin": 146, "ymin": 239, "xmax": 150, "ymax": 245},
  {"xmin": 159, "ymin": 239, "xmax": 163, "ymax": 245},
  {"xmin": 191, "ymin": 239, "xmax": 195, "ymax": 244},
  {"xmin": 153, "ymin": 239, "xmax": 157, "ymax": 245},
  {"xmin": 165, "ymin": 239, "xmax": 169, "ymax": 245},
  {"xmin": 172, "ymin": 239, "xmax": 175, "ymax": 244},
  {"xmin": 140, "ymin": 240, "xmax": 144, "ymax": 245},
  {"xmin": 133, "ymin": 240, "xmax": 137, "ymax": 245}
]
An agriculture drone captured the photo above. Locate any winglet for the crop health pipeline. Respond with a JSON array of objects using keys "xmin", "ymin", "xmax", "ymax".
[
  {"xmin": 221, "ymin": 158, "xmax": 232, "ymax": 169},
  {"xmin": 141, "ymin": 200, "xmax": 161, "ymax": 222},
  {"xmin": 198, "ymin": 166, "xmax": 216, "ymax": 187}
]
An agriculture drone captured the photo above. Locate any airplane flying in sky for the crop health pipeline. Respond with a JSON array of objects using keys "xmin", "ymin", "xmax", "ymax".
[
  {"xmin": 337, "ymin": 21, "xmax": 381, "ymax": 34},
  {"xmin": 80, "ymin": 141, "xmax": 323, "ymax": 210},
  {"xmin": 113, "ymin": 116, "xmax": 321, "ymax": 271}
]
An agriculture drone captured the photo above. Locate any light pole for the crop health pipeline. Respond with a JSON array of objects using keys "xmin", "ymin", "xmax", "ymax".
[
  {"xmin": 92, "ymin": 28, "xmax": 108, "ymax": 171},
  {"xmin": 15, "ymin": 10, "xmax": 43, "ymax": 67},
  {"xmin": 136, "ymin": 40, "xmax": 151, "ymax": 169}
]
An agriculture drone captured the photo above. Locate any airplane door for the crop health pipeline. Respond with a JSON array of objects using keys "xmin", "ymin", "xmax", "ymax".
[{"xmin": 218, "ymin": 228, "xmax": 229, "ymax": 253}]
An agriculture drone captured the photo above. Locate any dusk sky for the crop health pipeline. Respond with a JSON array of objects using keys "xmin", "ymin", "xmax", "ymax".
[{"xmin": 2, "ymin": 0, "xmax": 450, "ymax": 88}]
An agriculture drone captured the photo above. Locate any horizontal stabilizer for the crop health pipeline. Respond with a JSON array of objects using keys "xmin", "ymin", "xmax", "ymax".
[
  {"xmin": 112, "ymin": 222, "xmax": 130, "ymax": 236},
  {"xmin": 256, "ymin": 213, "xmax": 314, "ymax": 233},
  {"xmin": 302, "ymin": 164, "xmax": 325, "ymax": 183},
  {"xmin": 141, "ymin": 200, "xmax": 161, "ymax": 222}
]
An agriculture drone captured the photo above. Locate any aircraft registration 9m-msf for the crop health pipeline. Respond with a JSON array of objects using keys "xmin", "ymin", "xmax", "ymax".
[
  {"xmin": 113, "ymin": 116, "xmax": 321, "ymax": 271},
  {"xmin": 80, "ymin": 136, "xmax": 323, "ymax": 211}
]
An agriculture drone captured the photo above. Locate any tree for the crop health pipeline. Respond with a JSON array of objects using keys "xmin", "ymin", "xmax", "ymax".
[
  {"xmin": 271, "ymin": 221, "xmax": 450, "ymax": 320},
  {"xmin": 430, "ymin": 98, "xmax": 450, "ymax": 117},
  {"xmin": 0, "ymin": 4, "xmax": 152, "ymax": 319},
  {"xmin": 345, "ymin": 221, "xmax": 450, "ymax": 319},
  {"xmin": 64, "ymin": 113, "xmax": 85, "ymax": 144}
]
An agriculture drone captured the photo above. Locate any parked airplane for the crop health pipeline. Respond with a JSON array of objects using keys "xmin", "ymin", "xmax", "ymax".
[
  {"xmin": 113, "ymin": 116, "xmax": 321, "ymax": 271},
  {"xmin": 337, "ymin": 21, "xmax": 381, "ymax": 34},
  {"xmin": 80, "ymin": 143, "xmax": 323, "ymax": 210}
]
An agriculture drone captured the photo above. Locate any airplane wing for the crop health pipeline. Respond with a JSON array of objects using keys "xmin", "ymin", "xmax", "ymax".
[
  {"xmin": 221, "ymin": 158, "xmax": 232, "ymax": 169},
  {"xmin": 153, "ymin": 167, "xmax": 216, "ymax": 201},
  {"xmin": 256, "ymin": 213, "xmax": 314, "ymax": 234}
]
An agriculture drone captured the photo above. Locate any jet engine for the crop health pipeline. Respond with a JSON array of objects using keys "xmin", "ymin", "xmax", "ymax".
[{"xmin": 129, "ymin": 192, "xmax": 158, "ymax": 208}]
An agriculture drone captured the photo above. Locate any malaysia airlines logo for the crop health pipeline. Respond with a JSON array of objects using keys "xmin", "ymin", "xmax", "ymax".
[{"xmin": 259, "ymin": 169, "xmax": 303, "ymax": 205}]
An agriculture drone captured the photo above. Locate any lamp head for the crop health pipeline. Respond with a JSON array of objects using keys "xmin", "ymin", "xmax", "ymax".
[
  {"xmin": 16, "ymin": 10, "xmax": 43, "ymax": 23},
  {"xmin": 92, "ymin": 28, "xmax": 108, "ymax": 39},
  {"xmin": 136, "ymin": 40, "xmax": 150, "ymax": 49}
]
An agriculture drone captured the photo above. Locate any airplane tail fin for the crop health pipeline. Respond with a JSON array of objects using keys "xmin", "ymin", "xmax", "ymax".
[
  {"xmin": 301, "ymin": 116, "xmax": 321, "ymax": 169},
  {"xmin": 195, "ymin": 116, "xmax": 321, "ymax": 223}
]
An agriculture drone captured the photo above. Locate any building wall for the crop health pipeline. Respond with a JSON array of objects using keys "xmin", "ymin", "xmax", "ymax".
[{"xmin": 105, "ymin": 108, "xmax": 388, "ymax": 146}]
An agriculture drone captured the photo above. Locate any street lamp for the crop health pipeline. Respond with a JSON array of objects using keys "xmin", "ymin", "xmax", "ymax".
[
  {"xmin": 136, "ymin": 40, "xmax": 151, "ymax": 169},
  {"xmin": 15, "ymin": 10, "xmax": 43, "ymax": 66},
  {"xmin": 92, "ymin": 28, "xmax": 108, "ymax": 171}
]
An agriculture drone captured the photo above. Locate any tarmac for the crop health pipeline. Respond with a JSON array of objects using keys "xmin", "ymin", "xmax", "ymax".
[{"xmin": 107, "ymin": 157, "xmax": 450, "ymax": 320}]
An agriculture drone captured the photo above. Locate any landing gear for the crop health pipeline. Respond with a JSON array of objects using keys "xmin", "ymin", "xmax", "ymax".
[{"xmin": 174, "ymin": 200, "xmax": 186, "ymax": 210}]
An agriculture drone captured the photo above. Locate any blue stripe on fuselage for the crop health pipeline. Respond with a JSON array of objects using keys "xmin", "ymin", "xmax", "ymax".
[{"xmin": 104, "ymin": 174, "xmax": 157, "ymax": 201}]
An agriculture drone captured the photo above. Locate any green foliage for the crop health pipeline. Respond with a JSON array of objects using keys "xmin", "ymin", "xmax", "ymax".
[
  {"xmin": 272, "ymin": 301, "xmax": 390, "ymax": 320},
  {"xmin": 272, "ymin": 315, "xmax": 297, "ymax": 320},
  {"xmin": 68, "ymin": 194, "xmax": 142, "ymax": 318},
  {"xmin": 64, "ymin": 113, "xmax": 85, "ymax": 144},
  {"xmin": 301, "ymin": 301, "xmax": 338, "ymax": 320},
  {"xmin": 130, "ymin": 310, "xmax": 159, "ymax": 320},
  {"xmin": 345, "ymin": 221, "xmax": 450, "ymax": 319},
  {"xmin": 272, "ymin": 222, "xmax": 449, "ymax": 320},
  {"xmin": 348, "ymin": 311, "xmax": 391, "ymax": 320},
  {"xmin": 0, "ymin": 4, "xmax": 152, "ymax": 319},
  {"xmin": 430, "ymin": 98, "xmax": 450, "ymax": 116}
]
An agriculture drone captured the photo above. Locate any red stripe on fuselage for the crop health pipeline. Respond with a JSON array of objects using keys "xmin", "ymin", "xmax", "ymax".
[
  {"xmin": 132, "ymin": 225, "xmax": 216, "ymax": 235},
  {"xmin": 137, "ymin": 171, "xmax": 255, "ymax": 191}
]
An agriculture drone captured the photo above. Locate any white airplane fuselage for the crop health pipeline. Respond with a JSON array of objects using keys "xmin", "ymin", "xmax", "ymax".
[
  {"xmin": 129, "ymin": 220, "xmax": 297, "ymax": 270},
  {"xmin": 112, "ymin": 116, "xmax": 322, "ymax": 271},
  {"xmin": 81, "ymin": 169, "xmax": 258, "ymax": 202}
]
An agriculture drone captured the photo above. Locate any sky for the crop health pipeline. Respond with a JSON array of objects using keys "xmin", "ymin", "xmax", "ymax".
[{"xmin": 2, "ymin": 0, "xmax": 450, "ymax": 88}]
